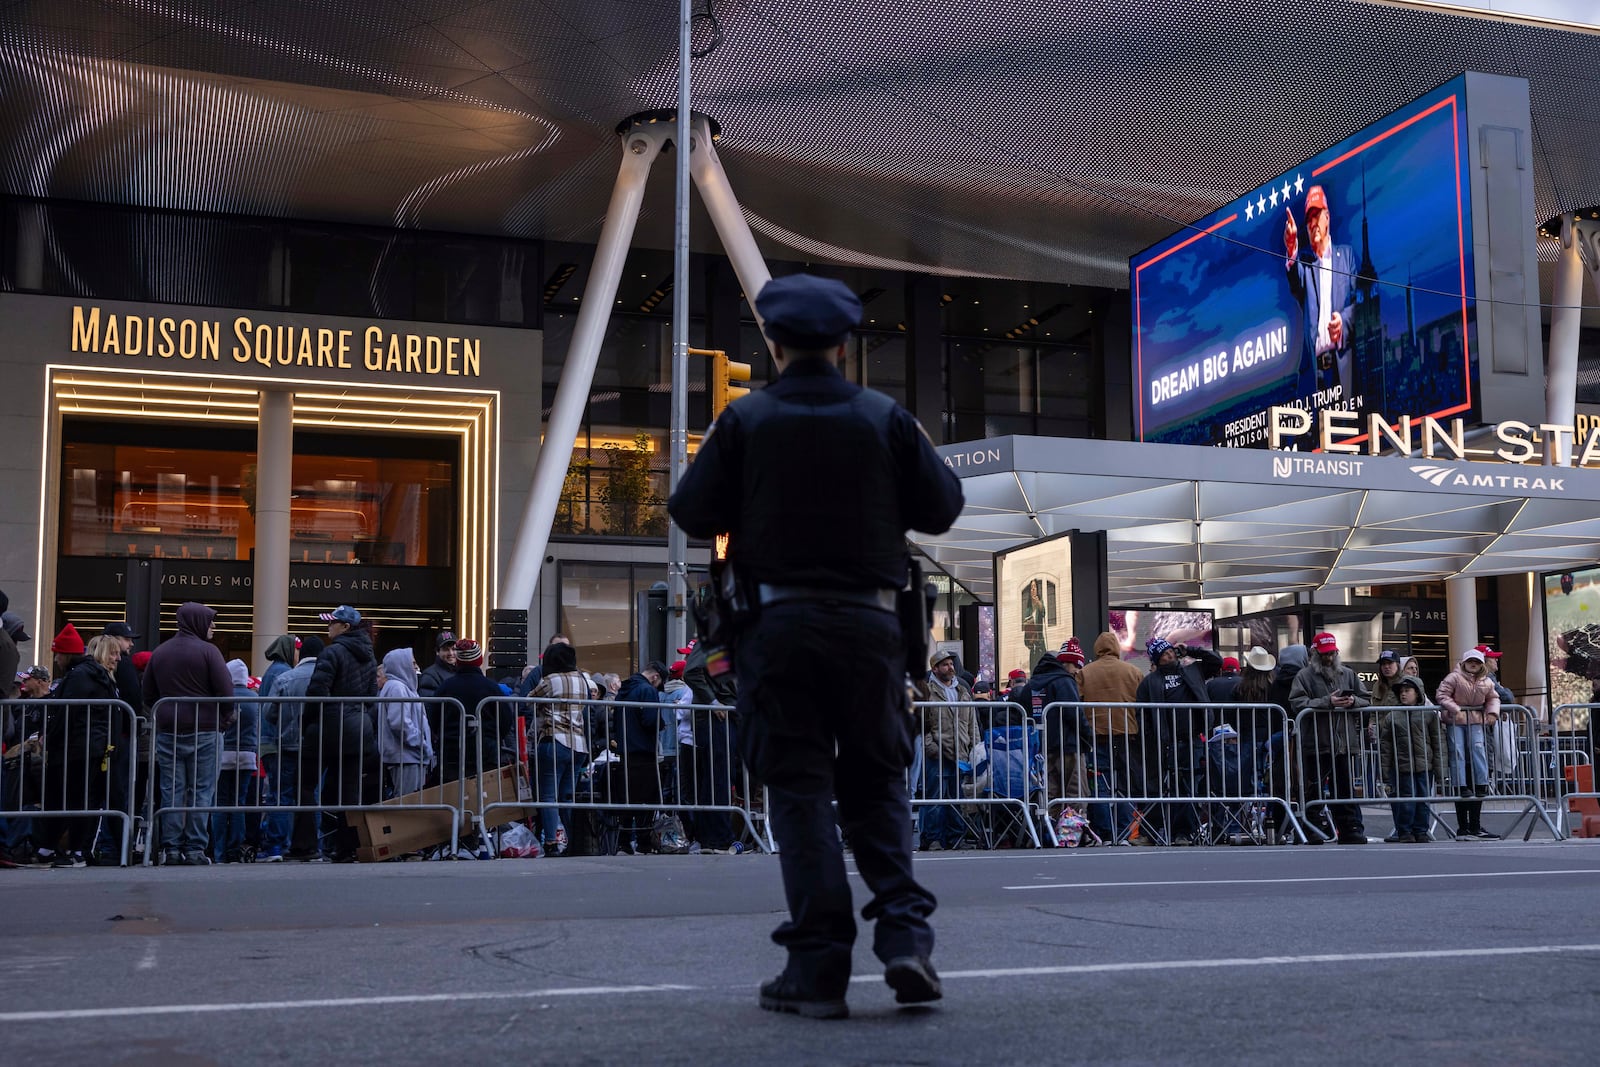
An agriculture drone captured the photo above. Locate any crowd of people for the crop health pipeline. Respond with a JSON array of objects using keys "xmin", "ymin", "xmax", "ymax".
[
  {"xmin": 0, "ymin": 593, "xmax": 745, "ymax": 867},
  {"xmin": 0, "ymin": 585, "xmax": 1540, "ymax": 867},
  {"xmin": 913, "ymin": 630, "xmax": 1524, "ymax": 848}
]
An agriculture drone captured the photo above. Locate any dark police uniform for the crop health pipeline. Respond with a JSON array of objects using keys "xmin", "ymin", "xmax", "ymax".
[{"xmin": 668, "ymin": 274, "xmax": 964, "ymax": 1017}]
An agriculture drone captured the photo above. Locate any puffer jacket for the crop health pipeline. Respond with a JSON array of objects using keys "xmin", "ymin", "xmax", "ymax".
[
  {"xmin": 1435, "ymin": 663, "xmax": 1501, "ymax": 725},
  {"xmin": 305, "ymin": 627, "xmax": 377, "ymax": 723},
  {"xmin": 1379, "ymin": 680, "xmax": 1447, "ymax": 781},
  {"xmin": 1288, "ymin": 653, "xmax": 1372, "ymax": 754},
  {"xmin": 1077, "ymin": 631, "xmax": 1143, "ymax": 736}
]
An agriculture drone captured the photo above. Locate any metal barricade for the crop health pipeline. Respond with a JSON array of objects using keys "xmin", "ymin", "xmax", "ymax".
[
  {"xmin": 476, "ymin": 696, "xmax": 767, "ymax": 854},
  {"xmin": 144, "ymin": 695, "xmax": 470, "ymax": 865},
  {"xmin": 911, "ymin": 701, "xmax": 1043, "ymax": 849},
  {"xmin": 1550, "ymin": 702, "xmax": 1599, "ymax": 837},
  {"xmin": 1043, "ymin": 701, "xmax": 1301, "ymax": 847},
  {"xmin": 1294, "ymin": 704, "xmax": 1563, "ymax": 842},
  {"xmin": 0, "ymin": 698, "xmax": 139, "ymax": 865}
]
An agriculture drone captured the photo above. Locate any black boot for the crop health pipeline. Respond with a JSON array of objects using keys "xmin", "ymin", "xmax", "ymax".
[
  {"xmin": 1466, "ymin": 800, "xmax": 1498, "ymax": 840},
  {"xmin": 1454, "ymin": 802, "xmax": 1474, "ymax": 840},
  {"xmin": 759, "ymin": 972, "xmax": 849, "ymax": 1019}
]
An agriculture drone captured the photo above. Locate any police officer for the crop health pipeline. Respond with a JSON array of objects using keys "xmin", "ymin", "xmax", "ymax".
[{"xmin": 668, "ymin": 273, "xmax": 964, "ymax": 1019}]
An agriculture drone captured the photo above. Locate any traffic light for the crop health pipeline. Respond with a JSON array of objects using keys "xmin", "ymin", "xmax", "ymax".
[
  {"xmin": 688, "ymin": 347, "xmax": 753, "ymax": 420},
  {"xmin": 712, "ymin": 349, "xmax": 751, "ymax": 418}
]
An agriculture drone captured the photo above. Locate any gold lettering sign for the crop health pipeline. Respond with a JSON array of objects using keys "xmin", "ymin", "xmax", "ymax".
[{"xmin": 70, "ymin": 305, "xmax": 482, "ymax": 380}]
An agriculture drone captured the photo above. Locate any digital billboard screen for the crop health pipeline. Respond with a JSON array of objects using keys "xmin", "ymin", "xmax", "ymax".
[
  {"xmin": 1108, "ymin": 609, "xmax": 1215, "ymax": 664},
  {"xmin": 1542, "ymin": 565, "xmax": 1598, "ymax": 733},
  {"xmin": 1132, "ymin": 75, "xmax": 1478, "ymax": 447}
]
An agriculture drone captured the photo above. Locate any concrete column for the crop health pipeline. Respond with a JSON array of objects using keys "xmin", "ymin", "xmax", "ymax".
[
  {"xmin": 1527, "ymin": 215, "xmax": 1590, "ymax": 717},
  {"xmin": 1446, "ymin": 576, "xmax": 1478, "ymax": 669},
  {"xmin": 252, "ymin": 389, "xmax": 293, "ymax": 670}
]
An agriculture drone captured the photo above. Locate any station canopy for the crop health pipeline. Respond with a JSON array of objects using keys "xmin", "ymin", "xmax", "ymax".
[{"xmin": 915, "ymin": 437, "xmax": 1600, "ymax": 602}]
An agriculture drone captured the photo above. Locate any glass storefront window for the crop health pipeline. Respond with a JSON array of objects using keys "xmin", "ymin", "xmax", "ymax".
[
  {"xmin": 555, "ymin": 430, "xmax": 671, "ymax": 539},
  {"xmin": 556, "ymin": 561, "xmax": 710, "ymax": 675},
  {"xmin": 60, "ymin": 427, "xmax": 455, "ymax": 566},
  {"xmin": 558, "ymin": 562, "xmax": 638, "ymax": 674}
]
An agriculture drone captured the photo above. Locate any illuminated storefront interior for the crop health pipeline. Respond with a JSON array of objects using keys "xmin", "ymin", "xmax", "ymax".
[{"xmin": 41, "ymin": 367, "xmax": 497, "ymax": 655}]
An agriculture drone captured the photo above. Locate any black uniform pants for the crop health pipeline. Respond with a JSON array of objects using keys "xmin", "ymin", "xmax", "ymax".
[{"xmin": 736, "ymin": 600, "xmax": 936, "ymax": 998}]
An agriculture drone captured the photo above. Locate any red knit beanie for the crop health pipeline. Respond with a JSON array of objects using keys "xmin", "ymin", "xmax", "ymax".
[{"xmin": 51, "ymin": 623, "xmax": 85, "ymax": 655}]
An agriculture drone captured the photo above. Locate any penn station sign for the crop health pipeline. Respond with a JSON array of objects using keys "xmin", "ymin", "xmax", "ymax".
[
  {"xmin": 69, "ymin": 304, "xmax": 482, "ymax": 379},
  {"xmin": 1266, "ymin": 406, "xmax": 1600, "ymax": 468}
]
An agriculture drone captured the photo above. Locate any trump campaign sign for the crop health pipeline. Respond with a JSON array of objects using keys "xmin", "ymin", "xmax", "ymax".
[{"xmin": 1131, "ymin": 73, "xmax": 1544, "ymax": 448}]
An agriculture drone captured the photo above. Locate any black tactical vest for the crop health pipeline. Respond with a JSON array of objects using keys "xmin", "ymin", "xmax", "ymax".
[{"xmin": 731, "ymin": 385, "xmax": 910, "ymax": 590}]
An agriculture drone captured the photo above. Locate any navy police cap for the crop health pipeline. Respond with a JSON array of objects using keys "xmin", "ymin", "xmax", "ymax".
[{"xmin": 755, "ymin": 273, "xmax": 862, "ymax": 350}]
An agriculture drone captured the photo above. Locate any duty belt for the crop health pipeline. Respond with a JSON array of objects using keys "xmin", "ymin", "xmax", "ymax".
[{"xmin": 757, "ymin": 583, "xmax": 897, "ymax": 613}]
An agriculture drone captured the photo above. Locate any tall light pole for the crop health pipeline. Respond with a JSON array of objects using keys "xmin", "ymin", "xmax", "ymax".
[{"xmin": 666, "ymin": 0, "xmax": 693, "ymax": 655}]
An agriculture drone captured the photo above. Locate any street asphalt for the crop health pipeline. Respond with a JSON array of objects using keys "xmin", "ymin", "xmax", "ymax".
[{"xmin": 4, "ymin": 839, "xmax": 1599, "ymax": 1065}]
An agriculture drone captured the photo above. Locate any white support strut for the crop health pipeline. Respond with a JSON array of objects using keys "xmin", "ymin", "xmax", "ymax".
[
  {"xmin": 501, "ymin": 129, "xmax": 667, "ymax": 611},
  {"xmin": 501, "ymin": 113, "xmax": 783, "ymax": 616}
]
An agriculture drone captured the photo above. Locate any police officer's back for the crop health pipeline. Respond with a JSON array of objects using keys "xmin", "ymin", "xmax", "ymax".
[{"xmin": 668, "ymin": 273, "xmax": 963, "ymax": 1019}]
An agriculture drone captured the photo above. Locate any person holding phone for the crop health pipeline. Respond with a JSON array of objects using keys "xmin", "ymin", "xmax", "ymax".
[{"xmin": 1288, "ymin": 633, "xmax": 1372, "ymax": 844}]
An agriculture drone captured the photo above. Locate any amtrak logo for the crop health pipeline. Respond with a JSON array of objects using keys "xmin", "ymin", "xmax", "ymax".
[
  {"xmin": 1411, "ymin": 465, "xmax": 1454, "ymax": 487},
  {"xmin": 1411, "ymin": 463, "xmax": 1566, "ymax": 492}
]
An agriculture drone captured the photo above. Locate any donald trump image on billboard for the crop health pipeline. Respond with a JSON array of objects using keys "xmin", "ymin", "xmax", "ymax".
[{"xmin": 1284, "ymin": 184, "xmax": 1357, "ymax": 405}]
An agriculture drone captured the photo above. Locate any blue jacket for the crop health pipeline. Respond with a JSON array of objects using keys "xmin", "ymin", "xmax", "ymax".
[
  {"xmin": 221, "ymin": 682, "xmax": 259, "ymax": 758},
  {"xmin": 611, "ymin": 673, "xmax": 662, "ymax": 756},
  {"xmin": 265, "ymin": 659, "xmax": 317, "ymax": 753}
]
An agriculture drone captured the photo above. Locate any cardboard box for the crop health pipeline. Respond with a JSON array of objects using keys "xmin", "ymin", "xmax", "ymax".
[{"xmin": 354, "ymin": 763, "xmax": 533, "ymax": 861}]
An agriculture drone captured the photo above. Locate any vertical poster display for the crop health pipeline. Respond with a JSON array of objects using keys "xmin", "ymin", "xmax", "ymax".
[{"xmin": 994, "ymin": 532, "xmax": 1073, "ymax": 680}]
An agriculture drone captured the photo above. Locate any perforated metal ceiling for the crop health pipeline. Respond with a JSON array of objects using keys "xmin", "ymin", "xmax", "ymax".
[{"xmin": 1, "ymin": 0, "xmax": 1597, "ymax": 288}]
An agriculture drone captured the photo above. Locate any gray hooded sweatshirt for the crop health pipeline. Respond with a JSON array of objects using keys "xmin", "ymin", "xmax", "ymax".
[{"xmin": 377, "ymin": 648, "xmax": 434, "ymax": 767}]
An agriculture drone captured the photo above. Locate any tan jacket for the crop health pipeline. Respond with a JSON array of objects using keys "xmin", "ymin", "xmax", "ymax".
[
  {"xmin": 1077, "ymin": 631, "xmax": 1143, "ymax": 736},
  {"xmin": 922, "ymin": 677, "xmax": 979, "ymax": 762}
]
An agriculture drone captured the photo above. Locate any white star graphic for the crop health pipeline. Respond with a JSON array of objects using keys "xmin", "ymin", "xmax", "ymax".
[
  {"xmin": 1269, "ymin": 186, "xmax": 1279, "ymax": 209},
  {"xmin": 1294, "ymin": 173, "xmax": 1305, "ymax": 194},
  {"xmin": 1245, "ymin": 199, "xmax": 1255, "ymax": 220},
  {"xmin": 1257, "ymin": 194, "xmax": 1267, "ymax": 215},
  {"xmin": 1281, "ymin": 181, "xmax": 1291, "ymax": 202}
]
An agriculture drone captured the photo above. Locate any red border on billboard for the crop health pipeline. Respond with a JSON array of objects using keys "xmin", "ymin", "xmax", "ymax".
[{"xmin": 1134, "ymin": 94, "xmax": 1471, "ymax": 444}]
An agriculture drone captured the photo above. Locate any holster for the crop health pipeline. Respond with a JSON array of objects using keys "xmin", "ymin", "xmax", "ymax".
[
  {"xmin": 690, "ymin": 560, "xmax": 757, "ymax": 680},
  {"xmin": 898, "ymin": 559, "xmax": 936, "ymax": 698}
]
